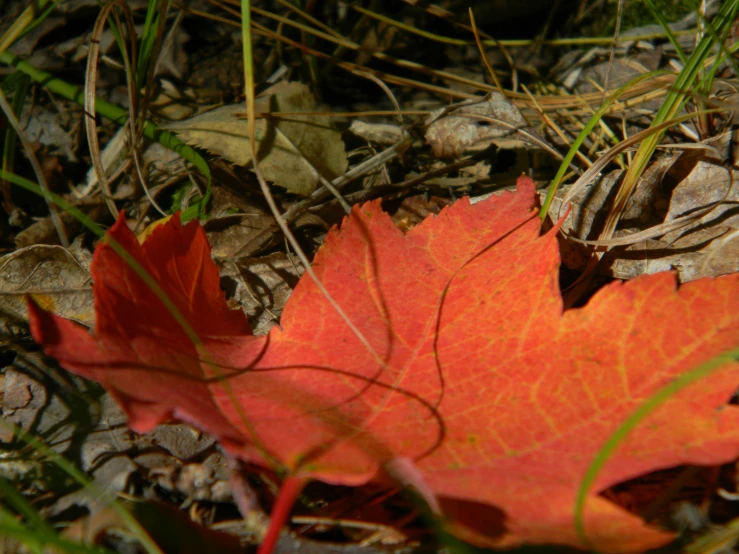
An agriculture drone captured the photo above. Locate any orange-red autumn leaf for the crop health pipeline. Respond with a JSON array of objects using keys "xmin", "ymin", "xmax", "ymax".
[{"xmin": 29, "ymin": 176, "xmax": 739, "ymax": 552}]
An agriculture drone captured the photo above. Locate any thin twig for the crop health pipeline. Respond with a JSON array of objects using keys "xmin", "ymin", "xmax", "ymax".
[{"xmin": 0, "ymin": 89, "xmax": 69, "ymax": 246}]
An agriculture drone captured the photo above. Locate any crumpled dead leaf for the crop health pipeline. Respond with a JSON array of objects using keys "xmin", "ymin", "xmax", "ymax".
[
  {"xmin": 0, "ymin": 239, "xmax": 94, "ymax": 326},
  {"xmin": 608, "ymin": 156, "xmax": 739, "ymax": 281},
  {"xmin": 163, "ymin": 82, "xmax": 348, "ymax": 196},
  {"xmin": 425, "ymin": 92, "xmax": 542, "ymax": 158},
  {"xmin": 548, "ymin": 141, "xmax": 739, "ymax": 282}
]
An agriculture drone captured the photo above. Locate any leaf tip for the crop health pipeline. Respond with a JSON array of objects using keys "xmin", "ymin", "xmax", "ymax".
[
  {"xmin": 515, "ymin": 174, "xmax": 536, "ymax": 195},
  {"xmin": 27, "ymin": 295, "xmax": 57, "ymax": 345}
]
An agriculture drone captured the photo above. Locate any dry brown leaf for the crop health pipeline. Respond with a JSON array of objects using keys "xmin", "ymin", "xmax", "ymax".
[
  {"xmin": 608, "ymin": 158, "xmax": 739, "ymax": 281},
  {"xmin": 205, "ymin": 214, "xmax": 279, "ymax": 260},
  {"xmin": 0, "ymin": 241, "xmax": 93, "ymax": 325},
  {"xmin": 163, "ymin": 82, "xmax": 348, "ymax": 196},
  {"xmin": 548, "ymin": 146, "xmax": 739, "ymax": 282},
  {"xmin": 425, "ymin": 92, "xmax": 539, "ymax": 158}
]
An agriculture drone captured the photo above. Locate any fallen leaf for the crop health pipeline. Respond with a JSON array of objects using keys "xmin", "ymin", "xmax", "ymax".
[
  {"xmin": 205, "ymin": 212, "xmax": 279, "ymax": 261},
  {"xmin": 608, "ymin": 153, "xmax": 739, "ymax": 282},
  {"xmin": 163, "ymin": 82, "xmax": 348, "ymax": 196},
  {"xmin": 548, "ymin": 147, "xmax": 739, "ymax": 282},
  {"xmin": 0, "ymin": 241, "xmax": 93, "ymax": 326},
  {"xmin": 29, "ymin": 216, "xmax": 253, "ymax": 447},
  {"xmin": 29, "ymin": 176, "xmax": 739, "ymax": 552},
  {"xmin": 425, "ymin": 93, "xmax": 543, "ymax": 158},
  {"xmin": 20, "ymin": 103, "xmax": 81, "ymax": 162}
]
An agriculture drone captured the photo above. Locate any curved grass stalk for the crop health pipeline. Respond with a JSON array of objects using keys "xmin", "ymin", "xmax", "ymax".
[
  {"xmin": 200, "ymin": 2, "xmax": 676, "ymax": 110},
  {"xmin": 539, "ymin": 70, "xmax": 668, "ymax": 219},
  {"xmin": 349, "ymin": 3, "xmax": 697, "ymax": 48},
  {"xmin": 574, "ymin": 346, "xmax": 739, "ymax": 548},
  {"xmin": 0, "ymin": 50, "xmax": 211, "ymax": 221},
  {"xmin": 100, "ymin": 0, "xmax": 171, "ymax": 218},
  {"xmin": 598, "ymin": 0, "xmax": 739, "ymax": 242},
  {"xmin": 0, "ymin": 418, "xmax": 163, "ymax": 554},
  {"xmin": 85, "ymin": 0, "xmax": 137, "ymax": 219},
  {"xmin": 0, "ymin": 85, "xmax": 69, "ymax": 245}
]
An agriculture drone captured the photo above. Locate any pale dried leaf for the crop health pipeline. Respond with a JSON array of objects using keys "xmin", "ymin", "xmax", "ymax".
[
  {"xmin": 665, "ymin": 160, "xmax": 734, "ymax": 222},
  {"xmin": 20, "ymin": 103, "xmax": 80, "ymax": 162},
  {"xmin": 425, "ymin": 92, "xmax": 538, "ymax": 158},
  {"xmin": 0, "ymin": 242, "xmax": 93, "ymax": 325},
  {"xmin": 206, "ymin": 214, "xmax": 279, "ymax": 260},
  {"xmin": 607, "ymin": 226, "xmax": 739, "ymax": 281},
  {"xmin": 552, "ymin": 152, "xmax": 739, "ymax": 282},
  {"xmin": 1, "ymin": 368, "xmax": 72, "ymax": 447},
  {"xmin": 548, "ymin": 157, "xmax": 673, "ymax": 240},
  {"xmin": 163, "ymin": 82, "xmax": 348, "ymax": 196}
]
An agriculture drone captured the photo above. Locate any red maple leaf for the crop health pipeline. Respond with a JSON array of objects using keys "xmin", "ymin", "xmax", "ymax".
[{"xmin": 29, "ymin": 176, "xmax": 739, "ymax": 552}]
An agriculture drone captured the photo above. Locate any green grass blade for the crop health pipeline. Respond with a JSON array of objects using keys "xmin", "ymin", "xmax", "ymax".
[
  {"xmin": 539, "ymin": 70, "xmax": 667, "ymax": 219},
  {"xmin": 0, "ymin": 477, "xmax": 54, "ymax": 533},
  {"xmin": 137, "ymin": 0, "xmax": 161, "ymax": 89},
  {"xmin": 0, "ymin": 512, "xmax": 43, "ymax": 554},
  {"xmin": 1, "ymin": 71, "xmax": 30, "ymax": 209},
  {"xmin": 574, "ymin": 345, "xmax": 739, "ymax": 547},
  {"xmin": 636, "ymin": 0, "xmax": 737, "ymax": 164},
  {"xmin": 601, "ymin": 0, "xmax": 739, "ymax": 239},
  {"xmin": 0, "ymin": 49, "xmax": 211, "ymax": 216},
  {"xmin": 0, "ymin": 515, "xmax": 116, "ymax": 554},
  {"xmin": 694, "ymin": 11, "xmax": 739, "ymax": 91},
  {"xmin": 104, "ymin": 10, "xmax": 129, "ymax": 78},
  {"xmin": 643, "ymin": 0, "xmax": 687, "ymax": 64},
  {"xmin": 0, "ymin": 418, "xmax": 163, "ymax": 554}
]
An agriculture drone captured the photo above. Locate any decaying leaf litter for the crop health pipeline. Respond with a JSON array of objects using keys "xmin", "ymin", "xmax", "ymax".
[{"xmin": 1, "ymin": 1, "xmax": 739, "ymax": 553}]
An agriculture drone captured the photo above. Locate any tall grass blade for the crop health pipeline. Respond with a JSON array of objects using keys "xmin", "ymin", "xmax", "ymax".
[
  {"xmin": 0, "ymin": 50, "xmax": 211, "ymax": 220},
  {"xmin": 574, "ymin": 346, "xmax": 739, "ymax": 547},
  {"xmin": 599, "ymin": 0, "xmax": 739, "ymax": 240}
]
